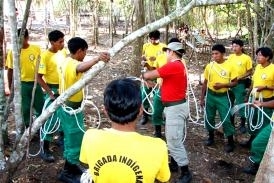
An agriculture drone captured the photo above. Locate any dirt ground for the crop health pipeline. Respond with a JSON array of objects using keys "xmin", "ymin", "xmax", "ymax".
[{"xmin": 7, "ymin": 30, "xmax": 256, "ymax": 183}]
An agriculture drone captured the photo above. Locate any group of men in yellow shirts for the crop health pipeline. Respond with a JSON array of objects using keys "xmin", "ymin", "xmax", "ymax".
[
  {"xmin": 6, "ymin": 28, "xmax": 110, "ymax": 182},
  {"xmin": 141, "ymin": 30, "xmax": 274, "ymax": 179},
  {"xmin": 200, "ymin": 39, "xmax": 274, "ymax": 176},
  {"xmin": 5, "ymin": 26, "xmax": 274, "ymax": 183}
]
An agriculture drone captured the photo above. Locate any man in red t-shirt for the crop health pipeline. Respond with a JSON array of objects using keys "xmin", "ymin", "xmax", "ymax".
[{"xmin": 142, "ymin": 41, "xmax": 192, "ymax": 183}]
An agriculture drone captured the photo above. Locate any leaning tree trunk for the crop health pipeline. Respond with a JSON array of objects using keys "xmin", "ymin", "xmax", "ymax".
[{"xmin": 13, "ymin": 0, "xmax": 32, "ymax": 147}]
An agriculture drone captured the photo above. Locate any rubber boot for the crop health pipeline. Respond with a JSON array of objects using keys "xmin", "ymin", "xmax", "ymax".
[
  {"xmin": 58, "ymin": 160, "xmax": 81, "ymax": 183},
  {"xmin": 205, "ymin": 131, "xmax": 214, "ymax": 146},
  {"xmin": 224, "ymin": 135, "xmax": 235, "ymax": 153},
  {"xmin": 240, "ymin": 135, "xmax": 255, "ymax": 149},
  {"xmin": 176, "ymin": 165, "xmax": 192, "ymax": 183},
  {"xmin": 169, "ymin": 156, "xmax": 179, "ymax": 172},
  {"xmin": 230, "ymin": 114, "xmax": 235, "ymax": 127},
  {"xmin": 239, "ymin": 117, "xmax": 247, "ymax": 134},
  {"xmin": 40, "ymin": 140, "xmax": 55, "ymax": 163},
  {"xmin": 140, "ymin": 109, "xmax": 149, "ymax": 125},
  {"xmin": 243, "ymin": 161, "xmax": 259, "ymax": 175},
  {"xmin": 154, "ymin": 125, "xmax": 162, "ymax": 138}
]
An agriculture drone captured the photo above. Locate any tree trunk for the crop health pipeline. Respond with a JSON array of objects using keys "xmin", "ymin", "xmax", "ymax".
[
  {"xmin": 69, "ymin": 0, "xmax": 76, "ymax": 37},
  {"xmin": 131, "ymin": 0, "xmax": 145, "ymax": 76},
  {"xmin": 244, "ymin": 0, "xmax": 255, "ymax": 59},
  {"xmin": 254, "ymin": 129, "xmax": 274, "ymax": 183},
  {"xmin": 109, "ymin": 1, "xmax": 114, "ymax": 47},
  {"xmin": 90, "ymin": 0, "xmax": 99, "ymax": 46},
  {"xmin": 0, "ymin": 0, "xmax": 7, "ymax": 178},
  {"xmin": 253, "ymin": 0, "xmax": 259, "ymax": 49},
  {"xmin": 162, "ymin": 0, "xmax": 169, "ymax": 43}
]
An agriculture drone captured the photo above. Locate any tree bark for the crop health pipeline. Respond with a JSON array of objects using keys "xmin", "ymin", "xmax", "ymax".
[{"xmin": 254, "ymin": 129, "xmax": 274, "ymax": 183}]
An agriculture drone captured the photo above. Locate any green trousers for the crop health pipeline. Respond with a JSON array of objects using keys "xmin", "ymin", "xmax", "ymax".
[
  {"xmin": 41, "ymin": 85, "xmax": 59, "ymax": 142},
  {"xmin": 152, "ymin": 89, "xmax": 164, "ymax": 125},
  {"xmin": 141, "ymin": 86, "xmax": 164, "ymax": 125},
  {"xmin": 246, "ymin": 100, "xmax": 273, "ymax": 136},
  {"xmin": 58, "ymin": 102, "xmax": 84, "ymax": 164},
  {"xmin": 231, "ymin": 83, "xmax": 246, "ymax": 118},
  {"xmin": 21, "ymin": 82, "xmax": 44, "ymax": 127},
  {"xmin": 205, "ymin": 90, "xmax": 235, "ymax": 137},
  {"xmin": 250, "ymin": 124, "xmax": 272, "ymax": 164}
]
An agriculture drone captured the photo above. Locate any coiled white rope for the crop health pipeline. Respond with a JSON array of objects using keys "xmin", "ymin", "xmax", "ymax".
[
  {"xmin": 29, "ymin": 97, "xmax": 61, "ymax": 157},
  {"xmin": 231, "ymin": 88, "xmax": 274, "ymax": 130}
]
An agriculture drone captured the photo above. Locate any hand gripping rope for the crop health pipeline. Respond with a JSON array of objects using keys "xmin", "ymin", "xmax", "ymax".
[
  {"xmin": 203, "ymin": 62, "xmax": 232, "ymax": 129},
  {"xmin": 231, "ymin": 88, "xmax": 274, "ymax": 130}
]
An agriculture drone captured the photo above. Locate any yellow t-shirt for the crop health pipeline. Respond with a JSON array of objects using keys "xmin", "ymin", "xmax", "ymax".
[
  {"xmin": 142, "ymin": 42, "xmax": 166, "ymax": 67},
  {"xmin": 252, "ymin": 63, "xmax": 274, "ymax": 98},
  {"xmin": 204, "ymin": 60, "xmax": 238, "ymax": 93},
  {"xmin": 59, "ymin": 57, "xmax": 83, "ymax": 102},
  {"xmin": 80, "ymin": 128, "xmax": 170, "ymax": 183},
  {"xmin": 39, "ymin": 49, "xmax": 67, "ymax": 84},
  {"xmin": 227, "ymin": 53, "xmax": 253, "ymax": 79},
  {"xmin": 6, "ymin": 45, "xmax": 41, "ymax": 82}
]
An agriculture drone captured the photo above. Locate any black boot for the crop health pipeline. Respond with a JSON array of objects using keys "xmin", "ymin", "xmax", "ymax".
[
  {"xmin": 224, "ymin": 135, "xmax": 235, "ymax": 153},
  {"xmin": 243, "ymin": 161, "xmax": 259, "ymax": 175},
  {"xmin": 239, "ymin": 117, "xmax": 247, "ymax": 134},
  {"xmin": 230, "ymin": 114, "xmax": 235, "ymax": 127},
  {"xmin": 57, "ymin": 131, "xmax": 64, "ymax": 149},
  {"xmin": 176, "ymin": 166, "xmax": 192, "ymax": 183},
  {"xmin": 140, "ymin": 110, "xmax": 149, "ymax": 125},
  {"xmin": 205, "ymin": 131, "xmax": 214, "ymax": 146},
  {"xmin": 240, "ymin": 135, "xmax": 254, "ymax": 149},
  {"xmin": 154, "ymin": 125, "xmax": 162, "ymax": 138},
  {"xmin": 40, "ymin": 140, "xmax": 55, "ymax": 163},
  {"xmin": 169, "ymin": 156, "xmax": 179, "ymax": 172},
  {"xmin": 58, "ymin": 161, "xmax": 81, "ymax": 183}
]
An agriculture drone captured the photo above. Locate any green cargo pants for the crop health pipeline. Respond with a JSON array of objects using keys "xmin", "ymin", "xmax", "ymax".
[
  {"xmin": 41, "ymin": 85, "xmax": 60, "ymax": 142},
  {"xmin": 250, "ymin": 124, "xmax": 272, "ymax": 164},
  {"xmin": 58, "ymin": 101, "xmax": 84, "ymax": 164},
  {"xmin": 246, "ymin": 98, "xmax": 273, "ymax": 136},
  {"xmin": 231, "ymin": 83, "xmax": 246, "ymax": 118},
  {"xmin": 21, "ymin": 81, "xmax": 44, "ymax": 127},
  {"xmin": 205, "ymin": 90, "xmax": 235, "ymax": 137}
]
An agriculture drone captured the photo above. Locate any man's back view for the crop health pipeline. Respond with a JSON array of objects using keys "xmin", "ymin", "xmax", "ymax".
[{"xmin": 80, "ymin": 78, "xmax": 170, "ymax": 183}]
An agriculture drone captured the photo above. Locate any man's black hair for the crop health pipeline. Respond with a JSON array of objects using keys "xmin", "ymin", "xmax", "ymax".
[
  {"xmin": 104, "ymin": 78, "xmax": 142, "ymax": 125},
  {"xmin": 212, "ymin": 44, "xmax": 226, "ymax": 54},
  {"xmin": 67, "ymin": 37, "xmax": 88, "ymax": 54},
  {"xmin": 256, "ymin": 47, "xmax": 273, "ymax": 61},
  {"xmin": 149, "ymin": 30, "xmax": 160, "ymax": 40},
  {"xmin": 168, "ymin": 37, "xmax": 180, "ymax": 43},
  {"xmin": 17, "ymin": 28, "xmax": 28, "ymax": 38},
  {"xmin": 48, "ymin": 30, "xmax": 64, "ymax": 42},
  {"xmin": 232, "ymin": 39, "xmax": 244, "ymax": 47}
]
